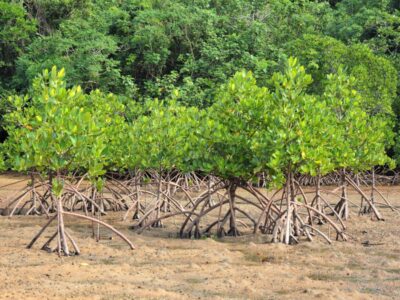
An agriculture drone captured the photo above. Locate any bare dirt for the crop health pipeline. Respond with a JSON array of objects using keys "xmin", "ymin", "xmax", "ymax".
[{"xmin": 0, "ymin": 174, "xmax": 399, "ymax": 299}]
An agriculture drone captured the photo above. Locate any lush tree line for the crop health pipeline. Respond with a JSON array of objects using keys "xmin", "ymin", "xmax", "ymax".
[
  {"xmin": 0, "ymin": 0, "xmax": 399, "ymax": 162},
  {"xmin": 1, "ymin": 61, "xmax": 390, "ymax": 248},
  {"xmin": 2, "ymin": 61, "xmax": 392, "ymax": 196},
  {"xmin": 2, "ymin": 0, "xmax": 399, "ymax": 252}
]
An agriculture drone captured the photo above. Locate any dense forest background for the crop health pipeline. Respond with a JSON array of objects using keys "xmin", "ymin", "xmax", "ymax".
[{"xmin": 1, "ymin": 0, "xmax": 399, "ymax": 152}]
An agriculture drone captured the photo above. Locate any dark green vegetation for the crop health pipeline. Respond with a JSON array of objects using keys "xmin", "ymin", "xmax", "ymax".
[
  {"xmin": 0, "ymin": 1, "xmax": 398, "ymax": 105},
  {"xmin": 1, "ymin": 0, "xmax": 399, "ymax": 156},
  {"xmin": 0, "ymin": 0, "xmax": 399, "ymax": 255}
]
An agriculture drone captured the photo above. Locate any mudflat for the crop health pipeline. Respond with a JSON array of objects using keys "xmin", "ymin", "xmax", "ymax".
[{"xmin": 0, "ymin": 174, "xmax": 399, "ymax": 300}]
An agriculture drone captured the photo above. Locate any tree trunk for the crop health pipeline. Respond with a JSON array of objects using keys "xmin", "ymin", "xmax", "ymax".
[
  {"xmin": 133, "ymin": 169, "xmax": 141, "ymax": 220},
  {"xmin": 153, "ymin": 168, "xmax": 163, "ymax": 228},
  {"xmin": 227, "ymin": 183, "xmax": 239, "ymax": 236},
  {"xmin": 335, "ymin": 168, "xmax": 348, "ymax": 220},
  {"xmin": 56, "ymin": 194, "xmax": 70, "ymax": 256},
  {"xmin": 369, "ymin": 168, "xmax": 375, "ymax": 213}
]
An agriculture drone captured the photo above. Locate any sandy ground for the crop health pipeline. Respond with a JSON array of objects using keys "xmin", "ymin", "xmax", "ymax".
[{"xmin": 0, "ymin": 174, "xmax": 399, "ymax": 299}]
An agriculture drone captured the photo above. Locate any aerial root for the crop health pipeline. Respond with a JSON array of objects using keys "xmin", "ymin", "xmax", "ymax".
[
  {"xmin": 178, "ymin": 182, "xmax": 263, "ymax": 238},
  {"xmin": 14, "ymin": 169, "xmax": 397, "ymax": 253},
  {"xmin": 26, "ymin": 187, "xmax": 135, "ymax": 256}
]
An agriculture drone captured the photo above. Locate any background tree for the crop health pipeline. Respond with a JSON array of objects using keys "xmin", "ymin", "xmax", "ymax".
[
  {"xmin": 0, "ymin": 0, "xmax": 399, "ymax": 166},
  {"xmin": 0, "ymin": 1, "xmax": 36, "ymax": 95},
  {"xmin": 14, "ymin": 15, "xmax": 126, "ymax": 94},
  {"xmin": 285, "ymin": 34, "xmax": 397, "ymax": 117}
]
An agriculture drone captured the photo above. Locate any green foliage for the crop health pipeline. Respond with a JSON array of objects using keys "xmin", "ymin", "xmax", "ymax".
[
  {"xmin": 1, "ymin": 58, "xmax": 395, "ymax": 186},
  {"xmin": 0, "ymin": 0, "xmax": 399, "ymax": 171},
  {"xmin": 180, "ymin": 58, "xmax": 393, "ymax": 186},
  {"xmin": 104, "ymin": 0, "xmax": 328, "ymax": 106},
  {"xmin": 123, "ymin": 98, "xmax": 201, "ymax": 172},
  {"xmin": 0, "ymin": 1, "xmax": 36, "ymax": 94},
  {"xmin": 253, "ymin": 58, "xmax": 338, "ymax": 184},
  {"xmin": 324, "ymin": 0, "xmax": 397, "ymax": 44},
  {"xmin": 323, "ymin": 68, "xmax": 394, "ymax": 171},
  {"xmin": 1, "ymin": 1, "xmax": 398, "ymax": 115},
  {"xmin": 286, "ymin": 34, "xmax": 397, "ymax": 117},
  {"xmin": 15, "ymin": 15, "xmax": 126, "ymax": 94},
  {"xmin": 3, "ymin": 66, "xmax": 125, "ymax": 183},
  {"xmin": 23, "ymin": 0, "xmax": 93, "ymax": 33},
  {"xmin": 195, "ymin": 70, "xmax": 272, "ymax": 180}
]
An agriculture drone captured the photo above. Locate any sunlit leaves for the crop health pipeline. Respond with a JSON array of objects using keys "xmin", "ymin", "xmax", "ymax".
[
  {"xmin": 4, "ymin": 66, "xmax": 125, "ymax": 184},
  {"xmin": 1, "ymin": 59, "xmax": 394, "ymax": 190}
]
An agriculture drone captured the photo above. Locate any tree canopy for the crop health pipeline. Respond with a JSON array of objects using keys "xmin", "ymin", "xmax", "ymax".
[{"xmin": 0, "ymin": 0, "xmax": 399, "ymax": 165}]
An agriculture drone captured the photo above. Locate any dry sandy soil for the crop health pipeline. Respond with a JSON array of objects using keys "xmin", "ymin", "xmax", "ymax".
[{"xmin": 0, "ymin": 173, "xmax": 399, "ymax": 299}]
